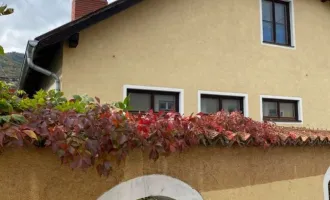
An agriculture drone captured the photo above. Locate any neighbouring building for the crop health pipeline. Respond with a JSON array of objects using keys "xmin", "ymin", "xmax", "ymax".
[{"xmin": 17, "ymin": 0, "xmax": 330, "ymax": 199}]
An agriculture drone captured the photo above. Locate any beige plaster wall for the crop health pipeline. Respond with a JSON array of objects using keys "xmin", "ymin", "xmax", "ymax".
[
  {"xmin": 0, "ymin": 146, "xmax": 329, "ymax": 200},
  {"xmin": 202, "ymin": 175, "xmax": 323, "ymax": 200},
  {"xmin": 62, "ymin": 0, "xmax": 330, "ymax": 128}
]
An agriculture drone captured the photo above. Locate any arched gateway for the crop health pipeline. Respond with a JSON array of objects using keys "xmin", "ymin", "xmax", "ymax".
[{"xmin": 97, "ymin": 175, "xmax": 204, "ymax": 200}]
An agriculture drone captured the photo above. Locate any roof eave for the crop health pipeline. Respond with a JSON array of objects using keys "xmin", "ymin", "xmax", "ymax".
[{"xmin": 19, "ymin": 0, "xmax": 143, "ymax": 92}]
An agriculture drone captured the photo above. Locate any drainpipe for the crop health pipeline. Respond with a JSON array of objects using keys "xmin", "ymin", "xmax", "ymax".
[{"xmin": 26, "ymin": 40, "xmax": 61, "ymax": 92}]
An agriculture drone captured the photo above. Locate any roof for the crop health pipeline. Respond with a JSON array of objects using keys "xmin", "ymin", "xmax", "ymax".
[
  {"xmin": 186, "ymin": 112, "xmax": 330, "ymax": 147},
  {"xmin": 35, "ymin": 0, "xmax": 143, "ymax": 49},
  {"xmin": 229, "ymin": 127, "xmax": 330, "ymax": 147},
  {"xmin": 19, "ymin": 0, "xmax": 143, "ymax": 93}
]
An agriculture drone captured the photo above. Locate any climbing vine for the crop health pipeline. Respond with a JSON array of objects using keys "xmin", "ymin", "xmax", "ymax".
[{"xmin": 0, "ymin": 81, "xmax": 324, "ymax": 177}]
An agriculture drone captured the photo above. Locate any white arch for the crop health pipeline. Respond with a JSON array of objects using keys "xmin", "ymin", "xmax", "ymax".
[
  {"xmin": 324, "ymin": 167, "xmax": 330, "ymax": 200},
  {"xmin": 98, "ymin": 174, "xmax": 204, "ymax": 200}
]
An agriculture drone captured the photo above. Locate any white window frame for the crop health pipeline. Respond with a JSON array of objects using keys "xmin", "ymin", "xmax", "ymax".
[
  {"xmin": 123, "ymin": 85, "xmax": 184, "ymax": 115},
  {"xmin": 259, "ymin": 0, "xmax": 296, "ymax": 49},
  {"xmin": 324, "ymin": 167, "xmax": 330, "ymax": 200},
  {"xmin": 197, "ymin": 90, "xmax": 249, "ymax": 117},
  {"xmin": 260, "ymin": 95, "xmax": 303, "ymax": 124}
]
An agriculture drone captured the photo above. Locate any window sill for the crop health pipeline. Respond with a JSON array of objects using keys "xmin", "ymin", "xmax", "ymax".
[
  {"xmin": 263, "ymin": 119, "xmax": 302, "ymax": 124},
  {"xmin": 262, "ymin": 41, "xmax": 295, "ymax": 50}
]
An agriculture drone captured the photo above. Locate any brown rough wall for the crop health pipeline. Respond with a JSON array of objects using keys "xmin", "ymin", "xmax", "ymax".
[{"xmin": 0, "ymin": 146, "xmax": 329, "ymax": 199}]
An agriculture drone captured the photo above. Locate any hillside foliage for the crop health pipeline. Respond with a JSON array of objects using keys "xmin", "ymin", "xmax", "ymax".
[{"xmin": 0, "ymin": 52, "xmax": 24, "ymax": 85}]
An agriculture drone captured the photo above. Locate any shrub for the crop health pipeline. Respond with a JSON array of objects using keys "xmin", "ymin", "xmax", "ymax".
[{"xmin": 0, "ymin": 81, "xmax": 325, "ymax": 176}]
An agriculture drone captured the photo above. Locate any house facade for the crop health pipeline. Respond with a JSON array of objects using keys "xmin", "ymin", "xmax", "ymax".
[
  {"xmin": 16, "ymin": 0, "xmax": 330, "ymax": 199},
  {"xmin": 20, "ymin": 0, "xmax": 330, "ymax": 128}
]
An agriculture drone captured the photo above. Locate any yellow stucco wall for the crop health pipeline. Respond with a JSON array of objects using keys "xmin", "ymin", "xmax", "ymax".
[
  {"xmin": 62, "ymin": 0, "xmax": 330, "ymax": 128},
  {"xmin": 0, "ymin": 146, "xmax": 329, "ymax": 199},
  {"xmin": 202, "ymin": 175, "xmax": 323, "ymax": 200}
]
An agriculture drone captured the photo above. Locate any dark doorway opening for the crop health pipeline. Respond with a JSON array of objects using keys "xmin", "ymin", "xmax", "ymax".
[{"xmin": 138, "ymin": 196, "xmax": 176, "ymax": 200}]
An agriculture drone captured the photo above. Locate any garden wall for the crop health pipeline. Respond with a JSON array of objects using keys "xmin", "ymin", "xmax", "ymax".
[{"xmin": 0, "ymin": 146, "xmax": 328, "ymax": 199}]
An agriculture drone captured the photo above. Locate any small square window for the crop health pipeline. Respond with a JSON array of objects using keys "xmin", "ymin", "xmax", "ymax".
[
  {"xmin": 261, "ymin": 0, "xmax": 292, "ymax": 47},
  {"xmin": 201, "ymin": 95, "xmax": 244, "ymax": 114},
  {"xmin": 262, "ymin": 98, "xmax": 299, "ymax": 122}
]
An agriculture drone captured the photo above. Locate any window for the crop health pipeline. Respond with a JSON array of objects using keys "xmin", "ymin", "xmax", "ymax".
[
  {"xmin": 262, "ymin": 98, "xmax": 299, "ymax": 122},
  {"xmin": 127, "ymin": 89, "xmax": 179, "ymax": 113},
  {"xmin": 200, "ymin": 94, "xmax": 244, "ymax": 114},
  {"xmin": 262, "ymin": 0, "xmax": 292, "ymax": 46}
]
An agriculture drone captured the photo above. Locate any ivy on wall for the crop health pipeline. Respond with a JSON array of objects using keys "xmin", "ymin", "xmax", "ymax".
[{"xmin": 0, "ymin": 81, "xmax": 326, "ymax": 177}]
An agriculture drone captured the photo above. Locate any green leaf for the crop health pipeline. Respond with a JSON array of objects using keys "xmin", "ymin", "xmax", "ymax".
[
  {"xmin": 55, "ymin": 91, "xmax": 64, "ymax": 98},
  {"xmin": 11, "ymin": 114, "xmax": 26, "ymax": 123},
  {"xmin": 48, "ymin": 89, "xmax": 55, "ymax": 97},
  {"xmin": 118, "ymin": 102, "xmax": 125, "ymax": 110},
  {"xmin": 16, "ymin": 90, "xmax": 26, "ymax": 96},
  {"xmin": 58, "ymin": 97, "xmax": 67, "ymax": 102},
  {"xmin": 3, "ymin": 8, "xmax": 14, "ymax": 15},
  {"xmin": 0, "ymin": 5, "xmax": 7, "ymax": 14},
  {"xmin": 0, "ymin": 100, "xmax": 13, "ymax": 114},
  {"xmin": 0, "ymin": 45, "xmax": 4, "ymax": 55},
  {"xmin": 73, "ymin": 95, "xmax": 82, "ymax": 101},
  {"xmin": 123, "ymin": 96, "xmax": 130, "ymax": 107},
  {"xmin": 0, "ymin": 115, "xmax": 10, "ymax": 123}
]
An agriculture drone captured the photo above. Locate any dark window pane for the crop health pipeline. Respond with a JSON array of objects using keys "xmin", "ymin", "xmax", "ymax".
[
  {"xmin": 201, "ymin": 98, "xmax": 219, "ymax": 113},
  {"xmin": 263, "ymin": 21, "xmax": 273, "ymax": 42},
  {"xmin": 154, "ymin": 94, "xmax": 176, "ymax": 112},
  {"xmin": 280, "ymin": 102, "xmax": 296, "ymax": 118},
  {"xmin": 276, "ymin": 23, "xmax": 287, "ymax": 44},
  {"xmin": 262, "ymin": 1, "xmax": 273, "ymax": 21},
  {"xmin": 263, "ymin": 102, "xmax": 278, "ymax": 117},
  {"xmin": 263, "ymin": 99, "xmax": 298, "ymax": 121},
  {"xmin": 275, "ymin": 3, "xmax": 286, "ymax": 24},
  {"xmin": 129, "ymin": 93, "xmax": 151, "ymax": 111},
  {"xmin": 222, "ymin": 99, "xmax": 241, "ymax": 113}
]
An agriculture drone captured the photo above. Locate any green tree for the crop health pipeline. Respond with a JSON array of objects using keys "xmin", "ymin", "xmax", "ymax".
[{"xmin": 0, "ymin": 4, "xmax": 14, "ymax": 55}]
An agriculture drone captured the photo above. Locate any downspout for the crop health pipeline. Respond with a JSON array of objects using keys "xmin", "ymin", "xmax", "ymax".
[{"xmin": 26, "ymin": 40, "xmax": 61, "ymax": 91}]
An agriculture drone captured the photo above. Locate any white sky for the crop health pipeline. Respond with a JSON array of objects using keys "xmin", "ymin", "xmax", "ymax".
[{"xmin": 0, "ymin": 0, "xmax": 115, "ymax": 53}]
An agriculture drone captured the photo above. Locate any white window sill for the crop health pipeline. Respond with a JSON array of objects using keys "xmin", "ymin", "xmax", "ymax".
[
  {"xmin": 261, "ymin": 42, "xmax": 296, "ymax": 50},
  {"xmin": 268, "ymin": 121, "xmax": 303, "ymax": 125}
]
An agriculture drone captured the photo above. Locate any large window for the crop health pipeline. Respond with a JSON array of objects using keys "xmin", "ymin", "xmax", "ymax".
[
  {"xmin": 262, "ymin": 98, "xmax": 299, "ymax": 122},
  {"xmin": 262, "ymin": 0, "xmax": 292, "ymax": 46},
  {"xmin": 201, "ymin": 94, "xmax": 244, "ymax": 114},
  {"xmin": 127, "ymin": 89, "xmax": 179, "ymax": 113}
]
